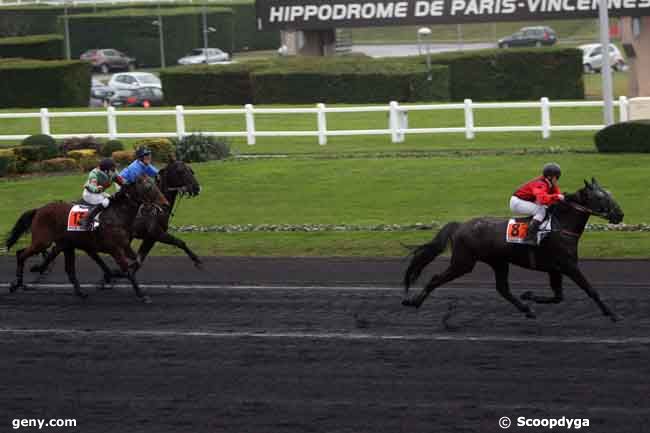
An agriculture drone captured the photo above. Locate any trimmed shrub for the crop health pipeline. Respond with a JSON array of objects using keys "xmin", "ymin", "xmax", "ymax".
[
  {"xmin": 99, "ymin": 140, "xmax": 124, "ymax": 157},
  {"xmin": 78, "ymin": 156, "xmax": 99, "ymax": 172},
  {"xmin": 13, "ymin": 146, "xmax": 43, "ymax": 162},
  {"xmin": 0, "ymin": 34, "xmax": 62, "ymax": 60},
  {"xmin": 61, "ymin": 136, "xmax": 101, "ymax": 153},
  {"xmin": 424, "ymin": 47, "xmax": 584, "ymax": 101},
  {"xmin": 0, "ymin": 59, "xmax": 91, "ymax": 108},
  {"xmin": 14, "ymin": 136, "xmax": 59, "ymax": 161},
  {"xmin": 41, "ymin": 157, "xmax": 78, "ymax": 172},
  {"xmin": 67, "ymin": 149, "xmax": 98, "ymax": 160},
  {"xmin": 21, "ymin": 133, "xmax": 56, "ymax": 147},
  {"xmin": 0, "ymin": 153, "xmax": 15, "ymax": 177},
  {"xmin": 112, "ymin": 150, "xmax": 135, "ymax": 167},
  {"xmin": 594, "ymin": 120, "xmax": 650, "ymax": 153},
  {"xmin": 135, "ymin": 138, "xmax": 175, "ymax": 163},
  {"xmin": 175, "ymin": 134, "xmax": 230, "ymax": 163}
]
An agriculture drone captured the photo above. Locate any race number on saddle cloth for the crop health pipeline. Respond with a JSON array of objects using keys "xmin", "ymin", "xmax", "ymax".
[
  {"xmin": 67, "ymin": 205, "xmax": 92, "ymax": 231},
  {"xmin": 509, "ymin": 163, "xmax": 564, "ymax": 244}
]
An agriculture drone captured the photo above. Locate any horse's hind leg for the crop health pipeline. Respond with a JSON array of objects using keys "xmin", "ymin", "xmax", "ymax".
[
  {"xmin": 30, "ymin": 244, "xmax": 62, "ymax": 275},
  {"xmin": 491, "ymin": 262, "xmax": 536, "ymax": 319},
  {"xmin": 402, "ymin": 256, "xmax": 474, "ymax": 308},
  {"xmin": 521, "ymin": 272, "xmax": 564, "ymax": 304},
  {"xmin": 64, "ymin": 248, "xmax": 87, "ymax": 299},
  {"xmin": 11, "ymin": 242, "xmax": 51, "ymax": 292}
]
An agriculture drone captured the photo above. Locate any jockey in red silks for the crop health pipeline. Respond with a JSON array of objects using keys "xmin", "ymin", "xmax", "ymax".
[{"xmin": 510, "ymin": 163, "xmax": 564, "ymax": 243}]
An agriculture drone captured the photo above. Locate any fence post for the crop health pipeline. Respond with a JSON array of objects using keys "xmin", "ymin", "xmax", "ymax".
[
  {"xmin": 540, "ymin": 97, "xmax": 551, "ymax": 139},
  {"xmin": 463, "ymin": 99, "xmax": 474, "ymax": 140},
  {"xmin": 618, "ymin": 96, "xmax": 628, "ymax": 122},
  {"xmin": 245, "ymin": 104, "xmax": 256, "ymax": 145},
  {"xmin": 39, "ymin": 108, "xmax": 50, "ymax": 135},
  {"xmin": 317, "ymin": 103, "xmax": 327, "ymax": 145},
  {"xmin": 175, "ymin": 105, "xmax": 186, "ymax": 139},
  {"xmin": 389, "ymin": 101, "xmax": 401, "ymax": 143},
  {"xmin": 107, "ymin": 106, "xmax": 117, "ymax": 140}
]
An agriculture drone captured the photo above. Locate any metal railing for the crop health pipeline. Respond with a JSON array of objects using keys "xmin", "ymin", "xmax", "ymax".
[{"xmin": 0, "ymin": 97, "xmax": 630, "ymax": 145}]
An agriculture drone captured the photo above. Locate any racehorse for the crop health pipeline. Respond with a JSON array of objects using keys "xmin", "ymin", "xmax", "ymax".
[
  {"xmin": 5, "ymin": 176, "xmax": 168, "ymax": 302},
  {"xmin": 402, "ymin": 178, "xmax": 624, "ymax": 321},
  {"xmin": 31, "ymin": 159, "xmax": 202, "ymax": 282}
]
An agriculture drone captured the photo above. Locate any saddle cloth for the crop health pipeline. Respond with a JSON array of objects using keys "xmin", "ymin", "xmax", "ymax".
[
  {"xmin": 67, "ymin": 204, "xmax": 100, "ymax": 232},
  {"xmin": 506, "ymin": 217, "xmax": 553, "ymax": 245}
]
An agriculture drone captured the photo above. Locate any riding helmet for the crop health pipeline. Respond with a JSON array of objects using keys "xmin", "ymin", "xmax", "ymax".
[
  {"xmin": 99, "ymin": 158, "xmax": 116, "ymax": 172},
  {"xmin": 135, "ymin": 147, "xmax": 152, "ymax": 159},
  {"xmin": 542, "ymin": 162, "xmax": 561, "ymax": 179}
]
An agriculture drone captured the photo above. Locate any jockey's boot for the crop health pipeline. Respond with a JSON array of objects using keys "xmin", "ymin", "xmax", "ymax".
[
  {"xmin": 80, "ymin": 206, "xmax": 102, "ymax": 230},
  {"xmin": 524, "ymin": 219, "xmax": 541, "ymax": 244}
]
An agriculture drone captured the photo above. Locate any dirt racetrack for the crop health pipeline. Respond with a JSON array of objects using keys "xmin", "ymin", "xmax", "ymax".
[{"xmin": 0, "ymin": 256, "xmax": 648, "ymax": 433}]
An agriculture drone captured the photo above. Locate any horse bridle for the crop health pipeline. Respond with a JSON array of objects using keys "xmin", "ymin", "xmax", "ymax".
[{"xmin": 566, "ymin": 200, "xmax": 610, "ymax": 219}]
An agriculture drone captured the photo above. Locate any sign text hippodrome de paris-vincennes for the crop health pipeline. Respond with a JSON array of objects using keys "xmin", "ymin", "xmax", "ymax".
[{"xmin": 256, "ymin": 0, "xmax": 650, "ymax": 30}]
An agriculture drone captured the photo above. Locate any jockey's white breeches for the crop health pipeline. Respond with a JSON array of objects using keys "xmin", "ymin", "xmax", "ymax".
[
  {"xmin": 510, "ymin": 196, "xmax": 546, "ymax": 222},
  {"xmin": 83, "ymin": 189, "xmax": 110, "ymax": 208}
]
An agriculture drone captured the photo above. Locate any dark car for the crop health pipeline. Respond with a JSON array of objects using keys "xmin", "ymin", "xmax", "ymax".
[
  {"xmin": 109, "ymin": 87, "xmax": 164, "ymax": 108},
  {"xmin": 89, "ymin": 78, "xmax": 115, "ymax": 107},
  {"xmin": 80, "ymin": 49, "xmax": 136, "ymax": 74},
  {"xmin": 498, "ymin": 26, "xmax": 557, "ymax": 48}
]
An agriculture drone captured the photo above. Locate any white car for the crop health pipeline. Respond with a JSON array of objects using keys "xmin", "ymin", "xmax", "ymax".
[
  {"xmin": 178, "ymin": 48, "xmax": 230, "ymax": 65},
  {"xmin": 580, "ymin": 43, "xmax": 626, "ymax": 73},
  {"xmin": 108, "ymin": 72, "xmax": 162, "ymax": 91}
]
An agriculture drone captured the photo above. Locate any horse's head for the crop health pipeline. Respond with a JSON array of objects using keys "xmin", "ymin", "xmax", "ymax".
[
  {"xmin": 159, "ymin": 160, "xmax": 201, "ymax": 197},
  {"xmin": 575, "ymin": 178, "xmax": 624, "ymax": 224},
  {"xmin": 131, "ymin": 176, "xmax": 170, "ymax": 207}
]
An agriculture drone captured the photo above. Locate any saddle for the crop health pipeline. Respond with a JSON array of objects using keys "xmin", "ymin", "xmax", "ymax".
[{"xmin": 506, "ymin": 214, "xmax": 556, "ymax": 246}]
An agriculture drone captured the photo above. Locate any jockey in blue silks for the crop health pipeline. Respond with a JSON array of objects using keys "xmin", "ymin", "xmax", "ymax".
[{"xmin": 119, "ymin": 146, "xmax": 159, "ymax": 183}]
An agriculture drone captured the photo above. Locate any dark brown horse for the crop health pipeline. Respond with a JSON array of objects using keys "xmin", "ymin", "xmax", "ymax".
[
  {"xmin": 5, "ymin": 176, "xmax": 168, "ymax": 302},
  {"xmin": 402, "ymin": 178, "xmax": 624, "ymax": 321},
  {"xmin": 31, "ymin": 160, "xmax": 202, "ymax": 283}
]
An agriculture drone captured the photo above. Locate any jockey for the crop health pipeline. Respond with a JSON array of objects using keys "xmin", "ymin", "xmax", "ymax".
[
  {"xmin": 80, "ymin": 158, "xmax": 124, "ymax": 229},
  {"xmin": 510, "ymin": 163, "xmax": 564, "ymax": 243},
  {"xmin": 119, "ymin": 146, "xmax": 159, "ymax": 184}
]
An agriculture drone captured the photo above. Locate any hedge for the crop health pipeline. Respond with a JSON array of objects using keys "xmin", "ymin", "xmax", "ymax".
[
  {"xmin": 594, "ymin": 120, "xmax": 650, "ymax": 153},
  {"xmin": 67, "ymin": 7, "xmax": 234, "ymax": 67},
  {"xmin": 0, "ymin": 58, "xmax": 91, "ymax": 108},
  {"xmin": 423, "ymin": 47, "xmax": 584, "ymax": 101},
  {"xmin": 0, "ymin": 34, "xmax": 63, "ymax": 60},
  {"xmin": 112, "ymin": 150, "xmax": 135, "ymax": 167},
  {"xmin": 135, "ymin": 138, "xmax": 175, "ymax": 163},
  {"xmin": 41, "ymin": 157, "xmax": 77, "ymax": 172},
  {"xmin": 0, "ymin": 2, "xmax": 278, "ymax": 53},
  {"xmin": 161, "ymin": 57, "xmax": 449, "ymax": 105}
]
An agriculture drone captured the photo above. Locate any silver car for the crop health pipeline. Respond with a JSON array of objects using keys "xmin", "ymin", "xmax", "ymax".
[
  {"xmin": 580, "ymin": 43, "xmax": 626, "ymax": 73},
  {"xmin": 177, "ymin": 48, "xmax": 230, "ymax": 65}
]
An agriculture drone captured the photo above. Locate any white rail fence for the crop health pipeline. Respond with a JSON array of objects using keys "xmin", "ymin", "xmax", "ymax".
[{"xmin": 0, "ymin": 97, "xmax": 630, "ymax": 146}]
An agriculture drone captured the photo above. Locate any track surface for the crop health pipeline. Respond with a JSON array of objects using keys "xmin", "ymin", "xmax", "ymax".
[{"xmin": 0, "ymin": 256, "xmax": 649, "ymax": 433}]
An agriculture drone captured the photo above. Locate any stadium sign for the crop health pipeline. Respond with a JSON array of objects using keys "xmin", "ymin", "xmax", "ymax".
[{"xmin": 256, "ymin": 0, "xmax": 650, "ymax": 30}]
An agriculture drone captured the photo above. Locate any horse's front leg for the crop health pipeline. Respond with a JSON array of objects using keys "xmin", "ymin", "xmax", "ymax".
[
  {"xmin": 563, "ymin": 265, "xmax": 619, "ymax": 321},
  {"xmin": 64, "ymin": 248, "xmax": 87, "ymax": 299},
  {"xmin": 521, "ymin": 271, "xmax": 564, "ymax": 304},
  {"xmin": 112, "ymin": 248, "xmax": 150, "ymax": 303},
  {"xmin": 152, "ymin": 232, "xmax": 202, "ymax": 269}
]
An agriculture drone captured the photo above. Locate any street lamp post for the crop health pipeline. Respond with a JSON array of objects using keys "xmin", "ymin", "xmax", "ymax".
[
  {"xmin": 63, "ymin": 0, "xmax": 71, "ymax": 60},
  {"xmin": 418, "ymin": 27, "xmax": 432, "ymax": 81},
  {"xmin": 152, "ymin": 3, "xmax": 165, "ymax": 68},
  {"xmin": 598, "ymin": 0, "xmax": 615, "ymax": 126}
]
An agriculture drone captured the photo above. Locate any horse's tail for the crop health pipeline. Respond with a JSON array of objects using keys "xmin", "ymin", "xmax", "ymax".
[
  {"xmin": 5, "ymin": 209, "xmax": 37, "ymax": 251},
  {"xmin": 403, "ymin": 222, "xmax": 461, "ymax": 294}
]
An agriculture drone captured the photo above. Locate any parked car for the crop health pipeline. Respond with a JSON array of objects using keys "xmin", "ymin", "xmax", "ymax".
[
  {"xmin": 177, "ymin": 48, "xmax": 230, "ymax": 65},
  {"xmin": 80, "ymin": 49, "xmax": 136, "ymax": 74},
  {"xmin": 108, "ymin": 72, "xmax": 162, "ymax": 91},
  {"xmin": 109, "ymin": 87, "xmax": 164, "ymax": 107},
  {"xmin": 498, "ymin": 26, "xmax": 557, "ymax": 48},
  {"xmin": 579, "ymin": 43, "xmax": 626, "ymax": 73},
  {"xmin": 89, "ymin": 77, "xmax": 114, "ymax": 107}
]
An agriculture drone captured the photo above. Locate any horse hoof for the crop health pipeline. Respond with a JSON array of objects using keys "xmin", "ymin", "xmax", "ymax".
[
  {"xmin": 525, "ymin": 310, "xmax": 537, "ymax": 319},
  {"xmin": 194, "ymin": 261, "xmax": 204, "ymax": 270},
  {"xmin": 520, "ymin": 291, "xmax": 533, "ymax": 301},
  {"xmin": 141, "ymin": 296, "xmax": 152, "ymax": 304},
  {"xmin": 76, "ymin": 291, "xmax": 88, "ymax": 299},
  {"xmin": 402, "ymin": 298, "xmax": 420, "ymax": 308},
  {"xmin": 9, "ymin": 282, "xmax": 23, "ymax": 293},
  {"xmin": 609, "ymin": 313, "xmax": 622, "ymax": 322}
]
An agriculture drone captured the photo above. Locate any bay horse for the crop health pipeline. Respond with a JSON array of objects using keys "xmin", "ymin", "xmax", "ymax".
[
  {"xmin": 31, "ymin": 159, "xmax": 202, "ymax": 282},
  {"xmin": 402, "ymin": 178, "xmax": 624, "ymax": 321},
  {"xmin": 5, "ymin": 176, "xmax": 168, "ymax": 302}
]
